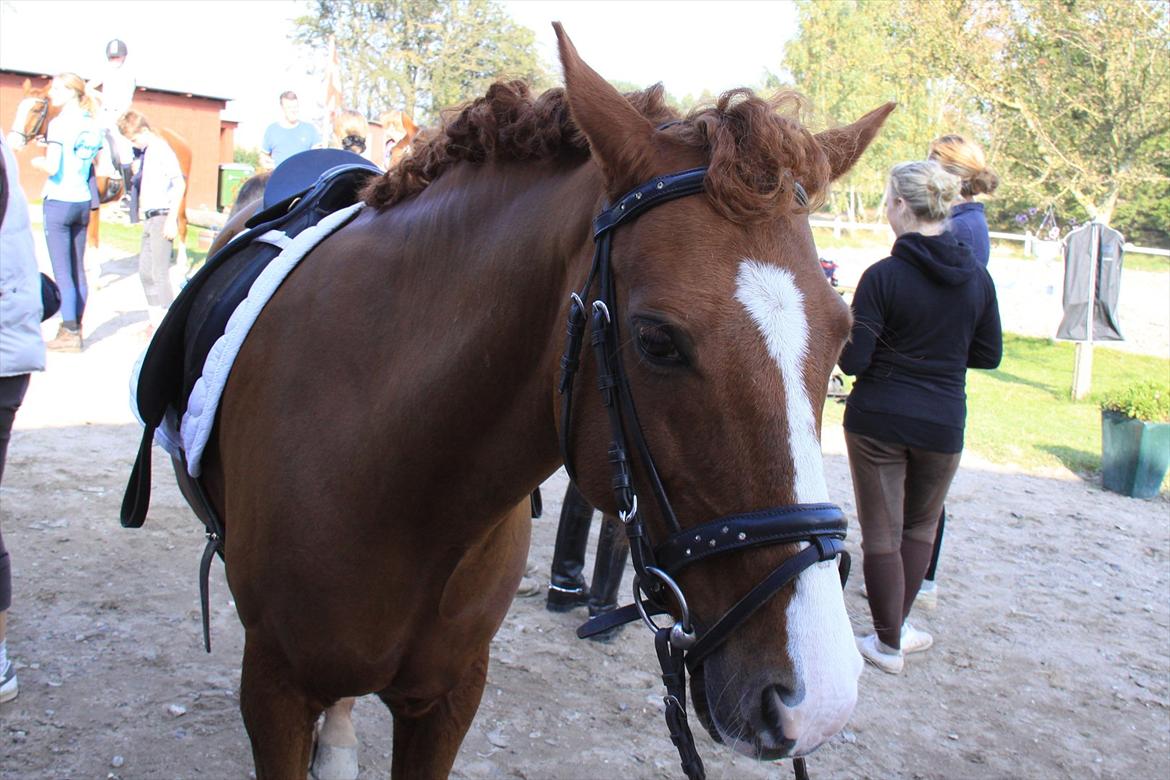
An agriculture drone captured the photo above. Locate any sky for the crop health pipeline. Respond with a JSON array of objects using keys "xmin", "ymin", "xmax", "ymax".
[{"xmin": 0, "ymin": 0, "xmax": 798, "ymax": 148}]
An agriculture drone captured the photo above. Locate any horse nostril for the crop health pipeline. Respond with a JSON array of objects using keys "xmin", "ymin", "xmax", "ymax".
[
  {"xmin": 762, "ymin": 686, "xmax": 784, "ymax": 726},
  {"xmin": 762, "ymin": 683, "xmax": 802, "ymax": 728}
]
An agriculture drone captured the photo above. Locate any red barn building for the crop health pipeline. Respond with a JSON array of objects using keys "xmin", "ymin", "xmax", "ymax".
[{"xmin": 1, "ymin": 67, "xmax": 234, "ymax": 213}]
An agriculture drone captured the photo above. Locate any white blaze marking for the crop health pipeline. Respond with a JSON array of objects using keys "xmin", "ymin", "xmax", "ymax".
[
  {"xmin": 733, "ymin": 260, "xmax": 828, "ymax": 503},
  {"xmin": 734, "ymin": 259, "xmax": 860, "ymax": 756}
]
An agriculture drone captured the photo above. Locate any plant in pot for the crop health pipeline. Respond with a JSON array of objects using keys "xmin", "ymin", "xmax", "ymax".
[{"xmin": 1099, "ymin": 382, "xmax": 1170, "ymax": 498}]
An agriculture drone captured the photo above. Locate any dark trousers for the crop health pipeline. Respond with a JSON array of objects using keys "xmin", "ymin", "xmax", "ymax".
[
  {"xmin": 43, "ymin": 199, "xmax": 91, "ymax": 327},
  {"xmin": 845, "ymin": 431, "xmax": 961, "ymax": 648},
  {"xmin": 0, "ymin": 374, "xmax": 31, "ymax": 612},
  {"xmin": 548, "ymin": 482, "xmax": 629, "ymax": 614},
  {"xmin": 925, "ymin": 506, "xmax": 946, "ymax": 582}
]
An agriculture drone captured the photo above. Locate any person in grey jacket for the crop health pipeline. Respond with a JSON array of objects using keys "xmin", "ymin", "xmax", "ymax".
[{"xmin": 0, "ymin": 135, "xmax": 47, "ymax": 704}]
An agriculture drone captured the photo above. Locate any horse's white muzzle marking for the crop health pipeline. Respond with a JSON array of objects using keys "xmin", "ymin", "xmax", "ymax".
[{"xmin": 734, "ymin": 260, "xmax": 860, "ymax": 754}]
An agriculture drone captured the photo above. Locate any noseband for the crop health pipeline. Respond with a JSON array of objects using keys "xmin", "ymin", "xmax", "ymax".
[{"xmin": 557, "ymin": 166, "xmax": 850, "ymax": 780}]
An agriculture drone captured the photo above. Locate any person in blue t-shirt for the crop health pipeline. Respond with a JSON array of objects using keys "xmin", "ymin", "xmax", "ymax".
[
  {"xmin": 30, "ymin": 73, "xmax": 103, "ymax": 352},
  {"xmin": 260, "ymin": 91, "xmax": 321, "ymax": 170}
]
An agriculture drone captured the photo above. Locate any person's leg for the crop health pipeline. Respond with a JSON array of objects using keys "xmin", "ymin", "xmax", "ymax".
[
  {"xmin": 43, "ymin": 201, "xmax": 80, "ymax": 327},
  {"xmin": 900, "ymin": 449, "xmax": 962, "ymax": 622},
  {"xmin": 139, "ymin": 214, "xmax": 174, "ymax": 328},
  {"xmin": 0, "ymin": 374, "xmax": 31, "ymax": 703},
  {"xmin": 587, "ymin": 513, "xmax": 629, "ymax": 614},
  {"xmin": 68, "ymin": 202, "xmax": 91, "ymax": 327},
  {"xmin": 845, "ymin": 432, "xmax": 907, "ymax": 650},
  {"xmin": 546, "ymin": 482, "xmax": 594, "ymax": 611},
  {"xmin": 923, "ymin": 506, "xmax": 945, "ymax": 583}
]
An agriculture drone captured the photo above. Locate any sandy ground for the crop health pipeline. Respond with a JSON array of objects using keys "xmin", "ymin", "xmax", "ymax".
[{"xmin": 1, "ymin": 241, "xmax": 1168, "ymax": 779}]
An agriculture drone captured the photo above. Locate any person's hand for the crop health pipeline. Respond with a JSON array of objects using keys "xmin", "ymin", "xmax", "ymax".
[{"xmin": 163, "ymin": 213, "xmax": 179, "ymax": 241}]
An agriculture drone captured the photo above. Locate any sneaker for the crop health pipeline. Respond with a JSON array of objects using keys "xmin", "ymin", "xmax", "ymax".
[
  {"xmin": 916, "ymin": 580, "xmax": 938, "ymax": 611},
  {"xmin": 856, "ymin": 634, "xmax": 903, "ymax": 674},
  {"xmin": 0, "ymin": 660, "xmax": 18, "ymax": 703},
  {"xmin": 46, "ymin": 325, "xmax": 83, "ymax": 353},
  {"xmin": 900, "ymin": 621, "xmax": 934, "ymax": 654}
]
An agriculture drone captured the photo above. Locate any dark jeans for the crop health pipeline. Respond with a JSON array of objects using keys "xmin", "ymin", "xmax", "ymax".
[
  {"xmin": 43, "ymin": 199, "xmax": 91, "ymax": 327},
  {"xmin": 0, "ymin": 374, "xmax": 31, "ymax": 612}
]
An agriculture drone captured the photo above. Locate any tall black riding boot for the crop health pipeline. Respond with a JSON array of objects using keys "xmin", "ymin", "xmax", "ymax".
[
  {"xmin": 585, "ymin": 513, "xmax": 631, "ymax": 641},
  {"xmin": 546, "ymin": 482, "xmax": 595, "ymax": 612}
]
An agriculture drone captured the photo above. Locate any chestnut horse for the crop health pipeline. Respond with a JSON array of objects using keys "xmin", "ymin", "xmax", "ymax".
[
  {"xmin": 5, "ymin": 79, "xmax": 192, "ymax": 253},
  {"xmin": 166, "ymin": 25, "xmax": 892, "ymax": 778}
]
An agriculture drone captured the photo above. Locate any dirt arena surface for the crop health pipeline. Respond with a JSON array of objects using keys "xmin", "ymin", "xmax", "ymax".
[{"xmin": 1, "ymin": 245, "xmax": 1167, "ymax": 779}]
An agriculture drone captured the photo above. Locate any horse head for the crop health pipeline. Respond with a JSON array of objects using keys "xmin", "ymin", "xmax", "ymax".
[
  {"xmin": 378, "ymin": 109, "xmax": 419, "ymax": 169},
  {"xmin": 554, "ymin": 24, "xmax": 893, "ymax": 761},
  {"xmin": 6, "ymin": 79, "xmax": 53, "ymax": 150}
]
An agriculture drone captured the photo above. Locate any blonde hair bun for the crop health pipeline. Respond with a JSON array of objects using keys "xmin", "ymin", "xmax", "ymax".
[
  {"xmin": 929, "ymin": 134, "xmax": 998, "ymax": 197},
  {"xmin": 889, "ymin": 160, "xmax": 961, "ymax": 222}
]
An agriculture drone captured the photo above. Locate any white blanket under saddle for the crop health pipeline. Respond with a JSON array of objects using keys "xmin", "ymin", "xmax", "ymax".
[{"xmin": 131, "ymin": 202, "xmax": 364, "ymax": 477}]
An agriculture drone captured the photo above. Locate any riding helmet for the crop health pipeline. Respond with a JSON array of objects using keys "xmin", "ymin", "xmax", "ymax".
[{"xmin": 106, "ymin": 39, "xmax": 128, "ymax": 59}]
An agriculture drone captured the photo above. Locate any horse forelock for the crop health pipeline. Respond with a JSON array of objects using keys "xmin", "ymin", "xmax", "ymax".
[{"xmin": 360, "ymin": 82, "xmax": 829, "ymax": 225}]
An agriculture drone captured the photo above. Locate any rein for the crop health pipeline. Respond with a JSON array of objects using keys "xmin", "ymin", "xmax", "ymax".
[{"xmin": 557, "ymin": 166, "xmax": 850, "ymax": 780}]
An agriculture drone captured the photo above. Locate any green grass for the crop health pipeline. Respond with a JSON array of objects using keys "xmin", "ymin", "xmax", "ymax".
[
  {"xmin": 91, "ymin": 220, "xmax": 211, "ymax": 273},
  {"xmin": 824, "ymin": 334, "xmax": 1170, "ymax": 485}
]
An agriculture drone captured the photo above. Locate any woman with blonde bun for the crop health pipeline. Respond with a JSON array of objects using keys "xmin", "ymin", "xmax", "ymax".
[
  {"xmin": 922, "ymin": 135, "xmax": 999, "ymax": 606},
  {"xmin": 929, "ymin": 134, "xmax": 998, "ymax": 266},
  {"xmin": 839, "ymin": 160, "xmax": 1002, "ymax": 674}
]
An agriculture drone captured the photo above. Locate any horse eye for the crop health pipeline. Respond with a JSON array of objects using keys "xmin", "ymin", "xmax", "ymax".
[{"xmin": 635, "ymin": 320, "xmax": 685, "ymax": 364}]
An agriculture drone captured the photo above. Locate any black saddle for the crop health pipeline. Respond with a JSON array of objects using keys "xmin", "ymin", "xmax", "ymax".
[{"xmin": 121, "ymin": 152, "xmax": 383, "ymax": 532}]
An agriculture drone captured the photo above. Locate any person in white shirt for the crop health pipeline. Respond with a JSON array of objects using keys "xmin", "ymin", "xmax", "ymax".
[
  {"xmin": 88, "ymin": 39, "xmax": 137, "ymax": 205},
  {"xmin": 117, "ymin": 110, "xmax": 185, "ymax": 332}
]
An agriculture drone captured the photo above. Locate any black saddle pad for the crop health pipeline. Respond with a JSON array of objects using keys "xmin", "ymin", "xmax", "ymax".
[{"xmin": 121, "ymin": 160, "xmax": 382, "ymax": 529}]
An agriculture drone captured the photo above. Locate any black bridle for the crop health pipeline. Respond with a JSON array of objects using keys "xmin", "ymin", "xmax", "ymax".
[
  {"xmin": 11, "ymin": 96, "xmax": 50, "ymax": 145},
  {"xmin": 557, "ymin": 166, "xmax": 851, "ymax": 780}
]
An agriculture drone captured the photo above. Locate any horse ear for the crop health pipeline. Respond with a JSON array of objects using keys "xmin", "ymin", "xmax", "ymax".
[
  {"xmin": 814, "ymin": 103, "xmax": 896, "ymax": 182},
  {"xmin": 22, "ymin": 78, "xmax": 31, "ymax": 94},
  {"xmin": 554, "ymin": 22, "xmax": 656, "ymax": 192},
  {"xmin": 402, "ymin": 113, "xmax": 419, "ymax": 143}
]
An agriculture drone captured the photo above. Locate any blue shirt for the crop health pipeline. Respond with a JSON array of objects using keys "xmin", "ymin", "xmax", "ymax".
[
  {"xmin": 262, "ymin": 121, "xmax": 320, "ymax": 167},
  {"xmin": 43, "ymin": 106, "xmax": 103, "ymax": 203},
  {"xmin": 946, "ymin": 201, "xmax": 991, "ymax": 266}
]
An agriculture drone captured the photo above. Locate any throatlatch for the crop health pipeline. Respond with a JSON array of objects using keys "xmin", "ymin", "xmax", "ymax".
[{"xmin": 557, "ymin": 166, "xmax": 850, "ymax": 780}]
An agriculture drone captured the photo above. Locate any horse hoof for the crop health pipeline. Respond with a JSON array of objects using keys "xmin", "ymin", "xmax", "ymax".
[{"xmin": 310, "ymin": 743, "xmax": 359, "ymax": 780}]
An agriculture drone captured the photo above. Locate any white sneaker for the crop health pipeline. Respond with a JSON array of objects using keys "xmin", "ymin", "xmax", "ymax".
[
  {"xmin": 901, "ymin": 621, "xmax": 934, "ymax": 654},
  {"xmin": 856, "ymin": 634, "xmax": 903, "ymax": 674},
  {"xmin": 916, "ymin": 580, "xmax": 938, "ymax": 610},
  {"xmin": 0, "ymin": 660, "xmax": 18, "ymax": 703}
]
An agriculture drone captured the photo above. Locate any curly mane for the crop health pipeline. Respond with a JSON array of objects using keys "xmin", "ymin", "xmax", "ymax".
[{"xmin": 362, "ymin": 81, "xmax": 830, "ymax": 224}]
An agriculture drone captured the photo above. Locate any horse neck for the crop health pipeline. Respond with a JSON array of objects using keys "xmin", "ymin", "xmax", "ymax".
[{"xmin": 377, "ymin": 159, "xmax": 600, "ymax": 491}]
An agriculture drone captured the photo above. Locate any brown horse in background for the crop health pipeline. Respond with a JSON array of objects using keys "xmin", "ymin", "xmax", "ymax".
[
  {"xmin": 5, "ymin": 79, "xmax": 192, "ymax": 252},
  {"xmin": 163, "ymin": 25, "xmax": 893, "ymax": 778}
]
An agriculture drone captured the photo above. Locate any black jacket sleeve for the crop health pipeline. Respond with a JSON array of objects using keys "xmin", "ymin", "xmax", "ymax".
[
  {"xmin": 967, "ymin": 275, "xmax": 1003, "ymax": 369},
  {"xmin": 838, "ymin": 267, "xmax": 883, "ymax": 376}
]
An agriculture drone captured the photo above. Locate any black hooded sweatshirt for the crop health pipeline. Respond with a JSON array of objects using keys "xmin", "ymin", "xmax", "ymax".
[{"xmin": 838, "ymin": 230, "xmax": 1002, "ymax": 453}]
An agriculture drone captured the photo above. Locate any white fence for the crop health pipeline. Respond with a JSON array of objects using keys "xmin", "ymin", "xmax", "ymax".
[{"xmin": 808, "ymin": 218, "xmax": 1170, "ymax": 258}]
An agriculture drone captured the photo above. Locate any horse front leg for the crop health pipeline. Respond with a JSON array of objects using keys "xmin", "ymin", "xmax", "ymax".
[
  {"xmin": 311, "ymin": 697, "xmax": 359, "ymax": 780},
  {"xmin": 240, "ymin": 633, "xmax": 322, "ymax": 779},
  {"xmin": 385, "ymin": 649, "xmax": 490, "ymax": 780}
]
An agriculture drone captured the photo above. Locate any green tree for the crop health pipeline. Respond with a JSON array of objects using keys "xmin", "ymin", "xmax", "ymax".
[
  {"xmin": 915, "ymin": 0, "xmax": 1170, "ymax": 227},
  {"xmin": 782, "ymin": 0, "xmax": 977, "ymax": 220},
  {"xmin": 294, "ymin": 0, "xmax": 551, "ymax": 124}
]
